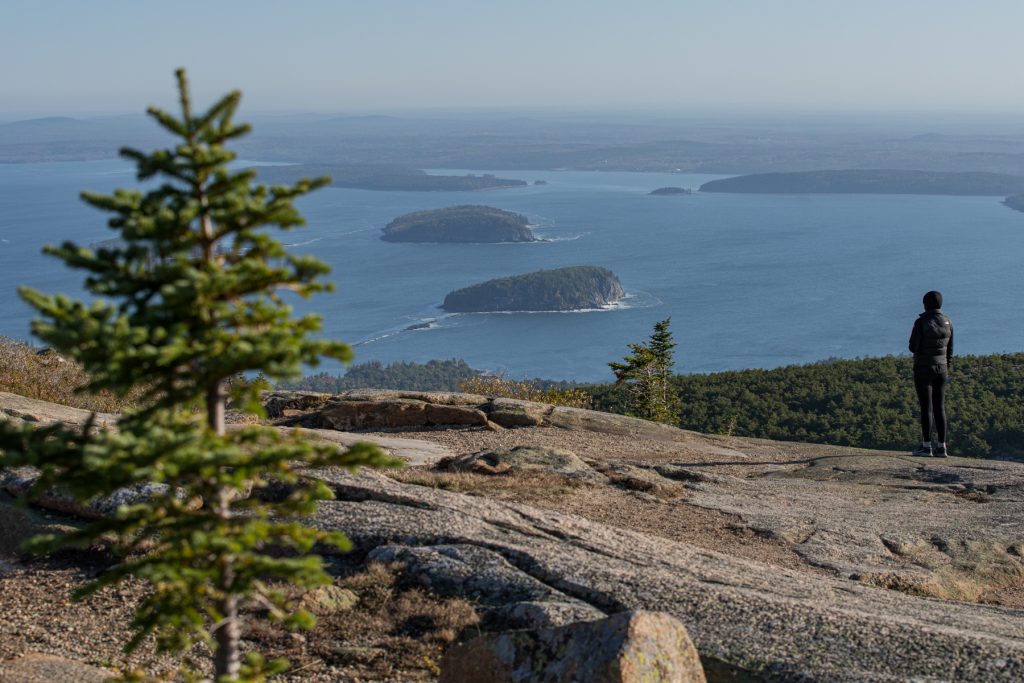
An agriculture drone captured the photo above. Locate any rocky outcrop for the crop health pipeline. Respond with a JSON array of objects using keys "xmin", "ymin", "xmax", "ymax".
[
  {"xmin": 439, "ymin": 611, "xmax": 706, "ymax": 683},
  {"xmin": 441, "ymin": 266, "xmax": 625, "ymax": 313},
  {"xmin": 319, "ymin": 398, "xmax": 493, "ymax": 431},
  {"xmin": 649, "ymin": 187, "xmax": 693, "ymax": 196},
  {"xmin": 306, "ymin": 466, "xmax": 1024, "ymax": 682},
  {"xmin": 0, "ymin": 392, "xmax": 116, "ymax": 430},
  {"xmin": 278, "ymin": 390, "xmax": 690, "ymax": 443},
  {"xmin": 0, "ymin": 468, "xmax": 195, "ymax": 521},
  {"xmin": 0, "ymin": 653, "xmax": 112, "ymax": 683},
  {"xmin": 439, "ymin": 446, "xmax": 607, "ymax": 484}
]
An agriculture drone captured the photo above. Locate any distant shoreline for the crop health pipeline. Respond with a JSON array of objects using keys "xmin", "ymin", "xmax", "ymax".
[{"xmin": 700, "ymin": 169, "xmax": 1024, "ymax": 197}]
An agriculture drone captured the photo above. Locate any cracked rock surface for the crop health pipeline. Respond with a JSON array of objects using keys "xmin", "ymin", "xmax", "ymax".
[
  {"xmin": 307, "ymin": 466, "xmax": 1024, "ymax": 682},
  {"xmin": 683, "ymin": 453, "xmax": 1024, "ymax": 602}
]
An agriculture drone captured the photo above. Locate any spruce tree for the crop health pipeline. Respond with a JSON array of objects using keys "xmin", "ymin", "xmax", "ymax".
[
  {"xmin": 609, "ymin": 318, "xmax": 679, "ymax": 425},
  {"xmin": 0, "ymin": 70, "xmax": 395, "ymax": 681}
]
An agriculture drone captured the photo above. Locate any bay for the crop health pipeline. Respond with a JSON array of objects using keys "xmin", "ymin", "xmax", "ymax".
[{"xmin": 1, "ymin": 160, "xmax": 1022, "ymax": 382}]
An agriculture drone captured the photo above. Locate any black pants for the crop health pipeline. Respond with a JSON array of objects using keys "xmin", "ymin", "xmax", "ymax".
[{"xmin": 914, "ymin": 365, "xmax": 948, "ymax": 443}]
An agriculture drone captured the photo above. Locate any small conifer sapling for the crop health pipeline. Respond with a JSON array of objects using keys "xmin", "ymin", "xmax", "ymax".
[
  {"xmin": 609, "ymin": 317, "xmax": 679, "ymax": 425},
  {"xmin": 0, "ymin": 70, "xmax": 396, "ymax": 681}
]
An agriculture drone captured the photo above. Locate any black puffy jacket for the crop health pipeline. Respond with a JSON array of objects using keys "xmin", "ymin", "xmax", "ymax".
[{"xmin": 909, "ymin": 309, "xmax": 953, "ymax": 367}]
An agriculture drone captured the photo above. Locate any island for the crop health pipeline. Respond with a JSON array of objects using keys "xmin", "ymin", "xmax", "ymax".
[
  {"xmin": 649, "ymin": 186, "xmax": 692, "ymax": 196},
  {"xmin": 1004, "ymin": 194, "xmax": 1024, "ymax": 213},
  {"xmin": 251, "ymin": 164, "xmax": 528, "ymax": 192},
  {"xmin": 441, "ymin": 266, "xmax": 625, "ymax": 313},
  {"xmin": 382, "ymin": 205, "xmax": 539, "ymax": 243},
  {"xmin": 699, "ymin": 170, "xmax": 1024, "ymax": 196}
]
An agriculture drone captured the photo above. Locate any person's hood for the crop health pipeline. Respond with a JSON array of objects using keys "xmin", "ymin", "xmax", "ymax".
[{"xmin": 923, "ymin": 290, "xmax": 943, "ymax": 310}]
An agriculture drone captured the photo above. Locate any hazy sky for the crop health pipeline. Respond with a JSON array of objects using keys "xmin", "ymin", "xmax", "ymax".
[{"xmin": 4, "ymin": 0, "xmax": 1024, "ymax": 117}]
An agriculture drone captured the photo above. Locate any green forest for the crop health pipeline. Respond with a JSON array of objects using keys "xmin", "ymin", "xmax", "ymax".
[
  {"xmin": 588, "ymin": 354, "xmax": 1024, "ymax": 458},
  {"xmin": 281, "ymin": 359, "xmax": 482, "ymax": 393}
]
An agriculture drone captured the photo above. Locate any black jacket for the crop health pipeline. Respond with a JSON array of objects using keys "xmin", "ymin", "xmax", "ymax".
[{"xmin": 909, "ymin": 309, "xmax": 953, "ymax": 367}]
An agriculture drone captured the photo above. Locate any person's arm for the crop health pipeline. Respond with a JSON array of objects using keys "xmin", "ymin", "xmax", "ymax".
[
  {"xmin": 947, "ymin": 321, "xmax": 954, "ymax": 367},
  {"xmin": 909, "ymin": 318, "xmax": 920, "ymax": 354}
]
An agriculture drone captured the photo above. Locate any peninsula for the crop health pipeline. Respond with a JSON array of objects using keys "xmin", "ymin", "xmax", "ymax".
[
  {"xmin": 700, "ymin": 169, "xmax": 1024, "ymax": 196},
  {"xmin": 441, "ymin": 266, "xmax": 625, "ymax": 313},
  {"xmin": 382, "ymin": 205, "xmax": 539, "ymax": 243},
  {"xmin": 1005, "ymin": 193, "xmax": 1024, "ymax": 213},
  {"xmin": 252, "ymin": 164, "xmax": 528, "ymax": 192}
]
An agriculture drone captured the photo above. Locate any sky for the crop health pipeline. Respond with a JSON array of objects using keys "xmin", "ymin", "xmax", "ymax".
[{"xmin": 3, "ymin": 0, "xmax": 1024, "ymax": 118}]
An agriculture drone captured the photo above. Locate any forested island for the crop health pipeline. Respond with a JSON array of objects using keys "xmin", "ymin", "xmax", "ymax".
[
  {"xmin": 442, "ymin": 266, "xmax": 625, "ymax": 313},
  {"xmin": 382, "ymin": 205, "xmax": 539, "ymax": 243},
  {"xmin": 700, "ymin": 170, "xmax": 1024, "ymax": 196},
  {"xmin": 252, "ymin": 164, "xmax": 528, "ymax": 192},
  {"xmin": 1004, "ymin": 194, "xmax": 1024, "ymax": 213},
  {"xmin": 649, "ymin": 186, "xmax": 692, "ymax": 195}
]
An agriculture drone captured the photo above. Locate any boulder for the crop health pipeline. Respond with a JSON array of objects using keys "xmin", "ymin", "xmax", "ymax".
[
  {"xmin": 439, "ymin": 446, "xmax": 606, "ymax": 483},
  {"xmin": 597, "ymin": 462, "xmax": 682, "ymax": 495},
  {"xmin": 0, "ymin": 653, "xmax": 112, "ymax": 683},
  {"xmin": 439, "ymin": 610, "xmax": 705, "ymax": 683},
  {"xmin": 319, "ymin": 399, "xmax": 490, "ymax": 431},
  {"xmin": 0, "ymin": 392, "xmax": 117, "ymax": 430},
  {"xmin": 486, "ymin": 398, "xmax": 550, "ymax": 428},
  {"xmin": 299, "ymin": 585, "xmax": 359, "ymax": 615},
  {"xmin": 261, "ymin": 390, "xmax": 331, "ymax": 419},
  {"xmin": 320, "ymin": 399, "xmax": 428, "ymax": 430},
  {"xmin": 2, "ymin": 468, "xmax": 197, "ymax": 521}
]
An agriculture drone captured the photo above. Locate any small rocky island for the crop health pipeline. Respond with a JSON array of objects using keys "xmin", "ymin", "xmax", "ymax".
[
  {"xmin": 649, "ymin": 186, "xmax": 692, "ymax": 195},
  {"xmin": 382, "ymin": 205, "xmax": 540, "ymax": 243},
  {"xmin": 442, "ymin": 266, "xmax": 625, "ymax": 313}
]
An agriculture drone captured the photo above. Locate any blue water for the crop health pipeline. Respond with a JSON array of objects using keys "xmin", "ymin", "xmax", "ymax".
[{"xmin": 2, "ymin": 160, "xmax": 1023, "ymax": 381}]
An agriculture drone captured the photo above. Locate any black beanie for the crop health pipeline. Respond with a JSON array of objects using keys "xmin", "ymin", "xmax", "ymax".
[{"xmin": 923, "ymin": 290, "xmax": 943, "ymax": 310}]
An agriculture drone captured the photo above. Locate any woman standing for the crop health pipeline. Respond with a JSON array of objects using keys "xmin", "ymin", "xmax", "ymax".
[{"xmin": 908, "ymin": 290, "xmax": 953, "ymax": 457}]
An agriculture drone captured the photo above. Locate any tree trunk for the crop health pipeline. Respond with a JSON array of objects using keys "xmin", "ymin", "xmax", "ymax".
[
  {"xmin": 209, "ymin": 382, "xmax": 237, "ymax": 678},
  {"xmin": 207, "ymin": 380, "xmax": 226, "ymax": 436},
  {"xmin": 214, "ymin": 593, "xmax": 240, "ymax": 679},
  {"xmin": 212, "ymin": 484, "xmax": 239, "ymax": 679}
]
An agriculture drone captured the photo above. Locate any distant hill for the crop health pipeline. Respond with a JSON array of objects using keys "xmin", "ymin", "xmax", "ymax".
[
  {"xmin": 442, "ymin": 266, "xmax": 625, "ymax": 313},
  {"xmin": 382, "ymin": 205, "xmax": 538, "ymax": 243},
  {"xmin": 251, "ymin": 164, "xmax": 527, "ymax": 192},
  {"xmin": 700, "ymin": 170, "xmax": 1024, "ymax": 196},
  {"xmin": 649, "ymin": 186, "xmax": 692, "ymax": 195},
  {"xmin": 1004, "ymin": 194, "xmax": 1024, "ymax": 213}
]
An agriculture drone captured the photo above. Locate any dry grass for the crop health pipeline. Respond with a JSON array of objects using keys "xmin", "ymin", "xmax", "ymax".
[
  {"xmin": 459, "ymin": 375, "xmax": 592, "ymax": 409},
  {"xmin": 245, "ymin": 561, "xmax": 481, "ymax": 681},
  {"xmin": 0, "ymin": 338, "xmax": 142, "ymax": 413}
]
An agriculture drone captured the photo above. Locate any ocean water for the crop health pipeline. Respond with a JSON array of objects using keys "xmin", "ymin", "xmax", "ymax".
[{"xmin": 1, "ymin": 160, "xmax": 1023, "ymax": 382}]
